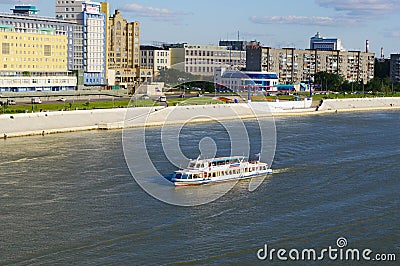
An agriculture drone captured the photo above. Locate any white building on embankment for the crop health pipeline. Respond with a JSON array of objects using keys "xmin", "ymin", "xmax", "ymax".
[{"xmin": 214, "ymin": 67, "xmax": 279, "ymax": 92}]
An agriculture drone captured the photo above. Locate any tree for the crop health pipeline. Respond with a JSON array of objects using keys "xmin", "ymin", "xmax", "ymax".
[
  {"xmin": 374, "ymin": 59, "xmax": 390, "ymax": 79},
  {"xmin": 366, "ymin": 77, "xmax": 392, "ymax": 94},
  {"xmin": 155, "ymin": 68, "xmax": 200, "ymax": 87},
  {"xmin": 314, "ymin": 72, "xmax": 344, "ymax": 91}
]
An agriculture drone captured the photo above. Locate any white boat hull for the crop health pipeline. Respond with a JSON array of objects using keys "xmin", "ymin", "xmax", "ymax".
[{"xmin": 172, "ymin": 169, "xmax": 272, "ymax": 187}]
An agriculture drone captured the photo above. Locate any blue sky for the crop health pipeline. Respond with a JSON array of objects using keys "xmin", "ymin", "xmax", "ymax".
[{"xmin": 1, "ymin": 0, "xmax": 399, "ymax": 56}]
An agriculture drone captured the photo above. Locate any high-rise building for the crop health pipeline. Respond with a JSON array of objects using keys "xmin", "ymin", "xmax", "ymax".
[
  {"xmin": 108, "ymin": 9, "xmax": 140, "ymax": 69},
  {"xmin": 56, "ymin": 0, "xmax": 106, "ymax": 87},
  {"xmin": 310, "ymin": 32, "xmax": 345, "ymax": 51},
  {"xmin": 390, "ymin": 54, "xmax": 400, "ymax": 83},
  {"xmin": 0, "ymin": 5, "xmax": 77, "ymax": 92},
  {"xmin": 247, "ymin": 46, "xmax": 374, "ymax": 84},
  {"xmin": 106, "ymin": 9, "xmax": 140, "ymax": 89}
]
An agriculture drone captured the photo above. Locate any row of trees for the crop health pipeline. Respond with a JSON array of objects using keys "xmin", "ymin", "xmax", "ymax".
[
  {"xmin": 313, "ymin": 71, "xmax": 399, "ymax": 94},
  {"xmin": 155, "ymin": 68, "xmax": 216, "ymax": 93},
  {"xmin": 156, "ymin": 66, "xmax": 399, "ymax": 95}
]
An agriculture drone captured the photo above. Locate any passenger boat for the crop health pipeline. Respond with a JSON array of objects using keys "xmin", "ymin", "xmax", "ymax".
[{"xmin": 171, "ymin": 156, "xmax": 272, "ymax": 186}]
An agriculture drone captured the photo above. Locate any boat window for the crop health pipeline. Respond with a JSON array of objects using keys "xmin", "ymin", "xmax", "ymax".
[
  {"xmin": 175, "ymin": 173, "xmax": 182, "ymax": 179},
  {"xmin": 181, "ymin": 174, "xmax": 187, "ymax": 179},
  {"xmin": 189, "ymin": 162, "xmax": 195, "ymax": 168}
]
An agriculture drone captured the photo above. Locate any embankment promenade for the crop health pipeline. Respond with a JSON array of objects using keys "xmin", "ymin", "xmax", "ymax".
[{"xmin": 1, "ymin": 97, "xmax": 400, "ymax": 138}]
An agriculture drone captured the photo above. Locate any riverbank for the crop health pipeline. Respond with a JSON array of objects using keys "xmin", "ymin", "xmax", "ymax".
[{"xmin": 1, "ymin": 97, "xmax": 400, "ymax": 138}]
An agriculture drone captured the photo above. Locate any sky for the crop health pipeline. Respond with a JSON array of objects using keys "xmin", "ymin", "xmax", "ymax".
[{"xmin": 1, "ymin": 0, "xmax": 399, "ymax": 56}]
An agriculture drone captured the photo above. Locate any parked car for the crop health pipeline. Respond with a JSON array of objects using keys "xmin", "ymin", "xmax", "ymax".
[
  {"xmin": 31, "ymin": 98, "xmax": 42, "ymax": 104},
  {"xmin": 0, "ymin": 101, "xmax": 4, "ymax": 106},
  {"xmin": 158, "ymin": 96, "xmax": 167, "ymax": 102},
  {"xmin": 140, "ymin": 94, "xmax": 150, "ymax": 100},
  {"xmin": 57, "ymin": 97, "xmax": 67, "ymax": 102},
  {"xmin": 7, "ymin": 99, "xmax": 16, "ymax": 105}
]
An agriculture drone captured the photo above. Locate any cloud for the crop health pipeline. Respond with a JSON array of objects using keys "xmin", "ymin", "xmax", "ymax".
[
  {"xmin": 250, "ymin": 1, "xmax": 399, "ymax": 28},
  {"xmin": 0, "ymin": 0, "xmax": 38, "ymax": 4},
  {"xmin": 120, "ymin": 4, "xmax": 192, "ymax": 22},
  {"xmin": 316, "ymin": 0, "xmax": 400, "ymax": 16},
  {"xmin": 384, "ymin": 31, "xmax": 400, "ymax": 38},
  {"xmin": 250, "ymin": 16, "xmax": 358, "ymax": 27}
]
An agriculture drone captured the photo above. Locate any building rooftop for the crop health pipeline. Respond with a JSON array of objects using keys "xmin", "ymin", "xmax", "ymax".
[
  {"xmin": 11, "ymin": 5, "xmax": 39, "ymax": 15},
  {"xmin": 140, "ymin": 45, "xmax": 168, "ymax": 51}
]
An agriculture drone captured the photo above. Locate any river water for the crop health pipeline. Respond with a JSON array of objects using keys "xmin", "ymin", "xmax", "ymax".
[{"xmin": 0, "ymin": 111, "xmax": 399, "ymax": 265}]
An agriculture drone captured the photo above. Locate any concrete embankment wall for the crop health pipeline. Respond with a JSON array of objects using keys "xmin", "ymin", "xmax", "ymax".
[
  {"xmin": 0, "ymin": 103, "xmax": 274, "ymax": 138},
  {"xmin": 121, "ymin": 103, "xmax": 270, "ymax": 129},
  {"xmin": 0, "ymin": 108, "xmax": 153, "ymax": 138},
  {"xmin": 269, "ymin": 98, "xmax": 313, "ymax": 111},
  {"xmin": 319, "ymin": 97, "xmax": 400, "ymax": 111},
  {"xmin": 1, "ymin": 98, "xmax": 400, "ymax": 138}
]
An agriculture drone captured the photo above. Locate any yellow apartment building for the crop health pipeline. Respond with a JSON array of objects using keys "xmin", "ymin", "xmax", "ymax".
[
  {"xmin": 0, "ymin": 5, "xmax": 77, "ymax": 92},
  {"xmin": 0, "ymin": 27, "xmax": 68, "ymax": 72}
]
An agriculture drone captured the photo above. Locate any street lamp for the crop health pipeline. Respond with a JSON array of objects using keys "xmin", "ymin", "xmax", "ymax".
[
  {"xmin": 361, "ymin": 79, "xmax": 365, "ymax": 96},
  {"xmin": 309, "ymin": 76, "xmax": 314, "ymax": 99}
]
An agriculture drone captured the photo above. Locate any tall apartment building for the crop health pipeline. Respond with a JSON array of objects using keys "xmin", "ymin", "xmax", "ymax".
[
  {"xmin": 0, "ymin": 5, "xmax": 77, "ymax": 92},
  {"xmin": 310, "ymin": 32, "xmax": 345, "ymax": 51},
  {"xmin": 106, "ymin": 9, "xmax": 140, "ymax": 89},
  {"xmin": 247, "ymin": 46, "xmax": 375, "ymax": 84},
  {"xmin": 56, "ymin": 0, "xmax": 106, "ymax": 87},
  {"xmin": 108, "ymin": 10, "xmax": 140, "ymax": 69},
  {"xmin": 390, "ymin": 54, "xmax": 400, "ymax": 83},
  {"xmin": 169, "ymin": 43, "xmax": 246, "ymax": 77},
  {"xmin": 140, "ymin": 45, "xmax": 170, "ymax": 76}
]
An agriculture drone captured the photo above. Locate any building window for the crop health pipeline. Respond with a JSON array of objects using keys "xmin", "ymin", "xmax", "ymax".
[
  {"xmin": 44, "ymin": 45, "xmax": 52, "ymax": 56},
  {"xmin": 2, "ymin": 43, "xmax": 10, "ymax": 55}
]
